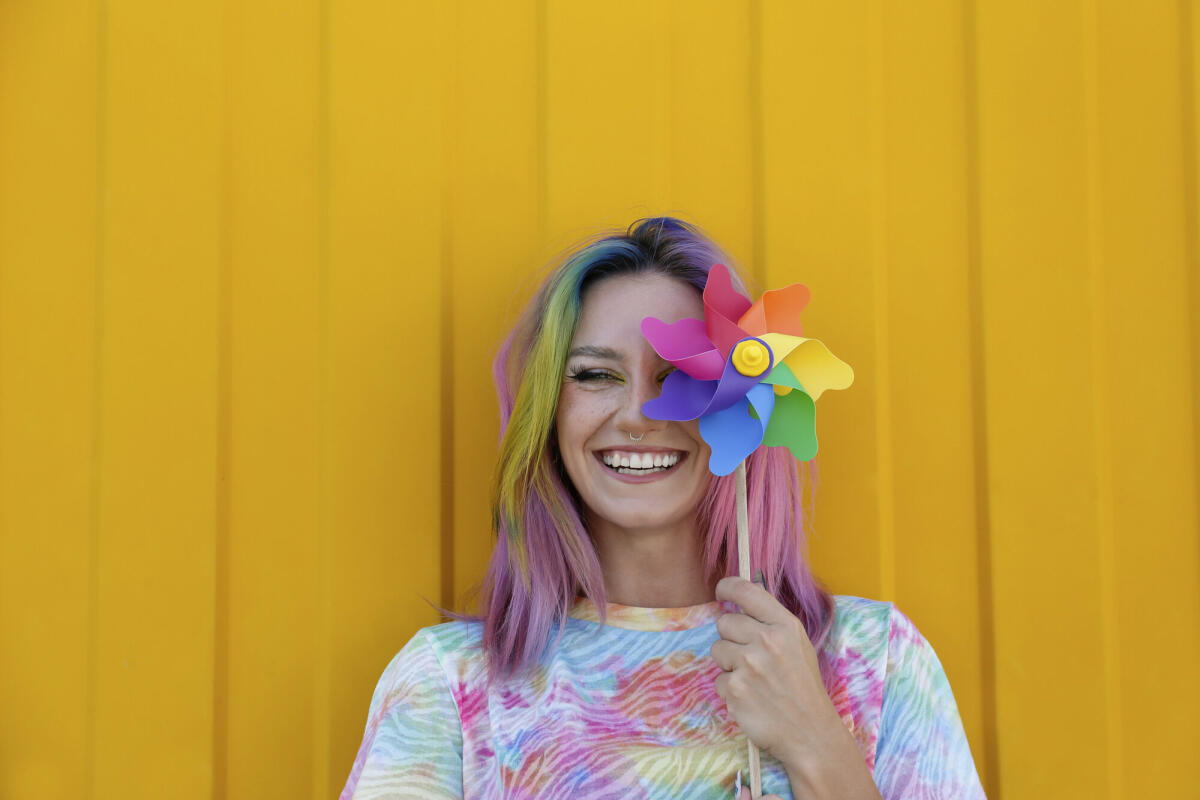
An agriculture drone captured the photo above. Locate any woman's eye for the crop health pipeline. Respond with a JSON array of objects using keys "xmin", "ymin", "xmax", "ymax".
[
  {"xmin": 568, "ymin": 368, "xmax": 620, "ymax": 383},
  {"xmin": 657, "ymin": 368, "xmax": 676, "ymax": 384}
]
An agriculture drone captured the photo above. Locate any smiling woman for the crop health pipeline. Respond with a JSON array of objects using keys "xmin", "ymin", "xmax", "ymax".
[
  {"xmin": 339, "ymin": 218, "xmax": 987, "ymax": 800},
  {"xmin": 556, "ymin": 274, "xmax": 713, "ymax": 594}
]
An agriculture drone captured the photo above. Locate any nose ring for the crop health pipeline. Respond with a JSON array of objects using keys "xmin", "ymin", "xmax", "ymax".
[{"xmin": 628, "ymin": 431, "xmax": 644, "ymax": 442}]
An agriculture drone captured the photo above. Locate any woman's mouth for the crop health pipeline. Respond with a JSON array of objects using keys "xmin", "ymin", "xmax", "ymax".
[{"xmin": 595, "ymin": 449, "xmax": 686, "ymax": 476}]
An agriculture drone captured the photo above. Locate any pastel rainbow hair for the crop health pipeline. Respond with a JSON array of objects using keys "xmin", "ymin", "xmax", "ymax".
[{"xmin": 471, "ymin": 217, "xmax": 837, "ymax": 687}]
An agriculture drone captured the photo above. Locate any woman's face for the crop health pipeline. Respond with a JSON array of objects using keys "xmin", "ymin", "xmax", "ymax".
[{"xmin": 555, "ymin": 273, "xmax": 712, "ymax": 532}]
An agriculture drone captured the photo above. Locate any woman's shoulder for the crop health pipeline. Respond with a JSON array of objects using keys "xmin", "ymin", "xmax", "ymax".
[
  {"xmin": 825, "ymin": 593, "xmax": 952, "ymax": 687},
  {"xmin": 369, "ymin": 619, "xmax": 486, "ymax": 697},
  {"xmin": 394, "ymin": 618, "xmax": 486, "ymax": 672},
  {"xmin": 419, "ymin": 617, "xmax": 486, "ymax": 653},
  {"xmin": 823, "ymin": 593, "xmax": 940, "ymax": 676},
  {"xmin": 826, "ymin": 593, "xmax": 895, "ymax": 652},
  {"xmin": 830, "ymin": 592, "xmax": 895, "ymax": 616}
]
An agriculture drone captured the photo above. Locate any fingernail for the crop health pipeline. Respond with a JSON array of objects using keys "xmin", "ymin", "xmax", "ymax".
[{"xmin": 753, "ymin": 569, "xmax": 769, "ymax": 592}]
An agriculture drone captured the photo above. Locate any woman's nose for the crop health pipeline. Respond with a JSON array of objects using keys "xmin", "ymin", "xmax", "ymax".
[{"xmin": 617, "ymin": 374, "xmax": 667, "ymax": 429}]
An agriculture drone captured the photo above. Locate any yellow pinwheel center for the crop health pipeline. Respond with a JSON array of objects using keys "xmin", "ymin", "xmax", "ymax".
[{"xmin": 731, "ymin": 339, "xmax": 770, "ymax": 377}]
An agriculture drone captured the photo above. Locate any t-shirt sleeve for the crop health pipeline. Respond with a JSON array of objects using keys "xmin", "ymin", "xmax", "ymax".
[
  {"xmin": 339, "ymin": 628, "xmax": 464, "ymax": 800},
  {"xmin": 873, "ymin": 605, "xmax": 987, "ymax": 799}
]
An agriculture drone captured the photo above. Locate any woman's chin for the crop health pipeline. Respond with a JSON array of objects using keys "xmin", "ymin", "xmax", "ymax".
[{"xmin": 588, "ymin": 503, "xmax": 691, "ymax": 533}]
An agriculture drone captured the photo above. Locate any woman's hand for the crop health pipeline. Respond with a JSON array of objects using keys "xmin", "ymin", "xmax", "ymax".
[{"xmin": 711, "ymin": 577, "xmax": 882, "ymax": 800}]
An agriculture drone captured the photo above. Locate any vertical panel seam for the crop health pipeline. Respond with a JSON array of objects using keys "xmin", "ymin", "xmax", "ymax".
[
  {"xmin": 962, "ymin": 0, "xmax": 1000, "ymax": 794},
  {"xmin": 536, "ymin": 0, "xmax": 548, "ymax": 247},
  {"xmin": 211, "ymin": 0, "xmax": 233, "ymax": 796},
  {"xmin": 314, "ymin": 0, "xmax": 331, "ymax": 795},
  {"xmin": 1179, "ymin": 0, "xmax": 1200, "ymax": 634},
  {"xmin": 665, "ymin": 0, "xmax": 674, "ymax": 214},
  {"xmin": 870, "ymin": 3, "xmax": 894, "ymax": 602},
  {"xmin": 440, "ymin": 0, "xmax": 458, "ymax": 613},
  {"xmin": 1080, "ymin": 1, "xmax": 1123, "ymax": 796},
  {"xmin": 749, "ymin": 0, "xmax": 765, "ymax": 289},
  {"xmin": 86, "ymin": 2, "xmax": 108, "ymax": 797}
]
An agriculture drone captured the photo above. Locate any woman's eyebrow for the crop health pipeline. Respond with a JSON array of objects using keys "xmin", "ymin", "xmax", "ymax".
[{"xmin": 567, "ymin": 345, "xmax": 623, "ymax": 361}]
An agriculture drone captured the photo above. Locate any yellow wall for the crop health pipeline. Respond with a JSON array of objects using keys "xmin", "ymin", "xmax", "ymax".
[{"xmin": 2, "ymin": 1, "xmax": 1198, "ymax": 798}]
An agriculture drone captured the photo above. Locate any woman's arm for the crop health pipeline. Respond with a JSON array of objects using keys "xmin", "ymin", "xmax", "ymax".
[
  {"xmin": 340, "ymin": 628, "xmax": 465, "ymax": 800},
  {"xmin": 873, "ymin": 605, "xmax": 987, "ymax": 799}
]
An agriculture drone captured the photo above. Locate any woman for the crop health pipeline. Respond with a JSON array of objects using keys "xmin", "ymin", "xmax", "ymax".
[{"xmin": 341, "ymin": 218, "xmax": 986, "ymax": 799}]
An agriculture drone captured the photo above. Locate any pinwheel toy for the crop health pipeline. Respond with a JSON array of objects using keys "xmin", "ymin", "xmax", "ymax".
[{"xmin": 640, "ymin": 264, "xmax": 854, "ymax": 798}]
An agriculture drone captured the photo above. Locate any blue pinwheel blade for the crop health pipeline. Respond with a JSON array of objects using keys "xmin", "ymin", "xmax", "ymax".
[{"xmin": 698, "ymin": 397, "xmax": 767, "ymax": 476}]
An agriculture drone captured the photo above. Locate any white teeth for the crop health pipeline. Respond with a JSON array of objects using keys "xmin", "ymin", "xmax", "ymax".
[{"xmin": 600, "ymin": 451, "xmax": 683, "ymax": 472}]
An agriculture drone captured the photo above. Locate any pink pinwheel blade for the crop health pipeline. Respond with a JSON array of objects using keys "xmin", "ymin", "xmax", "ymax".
[
  {"xmin": 640, "ymin": 317, "xmax": 724, "ymax": 381},
  {"xmin": 702, "ymin": 264, "xmax": 752, "ymax": 357}
]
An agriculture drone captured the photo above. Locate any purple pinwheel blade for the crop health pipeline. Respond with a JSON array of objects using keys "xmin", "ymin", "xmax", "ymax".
[
  {"xmin": 703, "ymin": 338, "xmax": 774, "ymax": 415},
  {"xmin": 698, "ymin": 396, "xmax": 767, "ymax": 476},
  {"xmin": 643, "ymin": 338, "xmax": 774, "ymax": 423},
  {"xmin": 642, "ymin": 370, "xmax": 718, "ymax": 421}
]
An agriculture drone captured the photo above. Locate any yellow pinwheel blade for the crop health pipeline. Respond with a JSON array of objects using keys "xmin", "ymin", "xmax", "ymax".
[
  {"xmin": 778, "ymin": 338, "xmax": 854, "ymax": 401},
  {"xmin": 757, "ymin": 332, "xmax": 804, "ymax": 363}
]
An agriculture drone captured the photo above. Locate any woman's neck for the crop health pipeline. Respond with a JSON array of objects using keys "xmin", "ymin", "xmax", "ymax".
[{"xmin": 587, "ymin": 514, "xmax": 715, "ymax": 608}]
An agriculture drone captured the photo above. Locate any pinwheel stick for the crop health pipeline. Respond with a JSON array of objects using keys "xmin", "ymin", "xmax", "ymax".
[
  {"xmin": 734, "ymin": 461, "xmax": 763, "ymax": 799},
  {"xmin": 639, "ymin": 265, "xmax": 855, "ymax": 798}
]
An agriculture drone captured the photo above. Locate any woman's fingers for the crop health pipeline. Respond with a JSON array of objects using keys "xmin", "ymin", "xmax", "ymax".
[
  {"xmin": 715, "ymin": 577, "xmax": 791, "ymax": 625},
  {"xmin": 709, "ymin": 639, "xmax": 743, "ymax": 672},
  {"xmin": 714, "ymin": 670, "xmax": 730, "ymax": 700},
  {"xmin": 715, "ymin": 612, "xmax": 759, "ymax": 644}
]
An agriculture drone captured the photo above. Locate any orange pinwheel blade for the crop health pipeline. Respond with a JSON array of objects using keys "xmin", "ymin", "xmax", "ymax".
[{"xmin": 738, "ymin": 282, "xmax": 811, "ymax": 338}]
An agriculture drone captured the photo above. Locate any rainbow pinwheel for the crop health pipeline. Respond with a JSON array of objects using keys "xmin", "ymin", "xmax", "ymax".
[{"xmin": 640, "ymin": 264, "xmax": 854, "ymax": 475}]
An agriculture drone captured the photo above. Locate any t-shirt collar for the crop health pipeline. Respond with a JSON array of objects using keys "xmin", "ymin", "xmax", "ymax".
[{"xmin": 566, "ymin": 596, "xmax": 733, "ymax": 631}]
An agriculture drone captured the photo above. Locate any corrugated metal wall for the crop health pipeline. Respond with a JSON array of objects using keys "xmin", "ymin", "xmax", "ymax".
[{"xmin": 2, "ymin": 2, "xmax": 1198, "ymax": 798}]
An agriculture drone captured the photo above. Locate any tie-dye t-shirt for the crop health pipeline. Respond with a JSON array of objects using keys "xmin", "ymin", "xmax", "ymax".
[{"xmin": 340, "ymin": 594, "xmax": 986, "ymax": 799}]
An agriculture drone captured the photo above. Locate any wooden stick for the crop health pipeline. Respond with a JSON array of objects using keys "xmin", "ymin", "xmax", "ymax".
[{"xmin": 734, "ymin": 461, "xmax": 762, "ymax": 798}]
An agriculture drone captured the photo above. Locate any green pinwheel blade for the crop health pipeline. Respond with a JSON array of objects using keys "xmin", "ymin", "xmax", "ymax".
[
  {"xmin": 761, "ymin": 361, "xmax": 805, "ymax": 393},
  {"xmin": 762, "ymin": 387, "xmax": 818, "ymax": 461}
]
